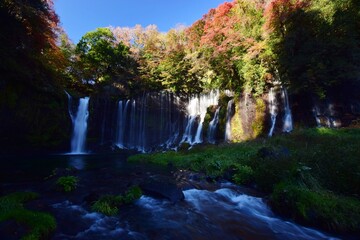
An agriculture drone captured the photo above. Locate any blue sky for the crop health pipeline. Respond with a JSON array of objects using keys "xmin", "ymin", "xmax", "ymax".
[{"xmin": 54, "ymin": 0, "xmax": 226, "ymax": 43}]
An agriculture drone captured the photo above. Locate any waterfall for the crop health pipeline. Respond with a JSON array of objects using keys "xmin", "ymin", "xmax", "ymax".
[
  {"xmin": 281, "ymin": 87, "xmax": 293, "ymax": 133},
  {"xmin": 129, "ymin": 100, "xmax": 137, "ymax": 148},
  {"xmin": 64, "ymin": 91, "xmax": 75, "ymax": 123},
  {"xmin": 182, "ymin": 90, "xmax": 219, "ymax": 145},
  {"xmin": 312, "ymin": 103, "xmax": 341, "ymax": 128},
  {"xmin": 115, "ymin": 100, "xmax": 130, "ymax": 148},
  {"xmin": 224, "ymin": 100, "xmax": 234, "ymax": 142},
  {"xmin": 268, "ymin": 87, "xmax": 277, "ymax": 137},
  {"xmin": 114, "ymin": 92, "xmax": 184, "ymax": 152},
  {"xmin": 137, "ymin": 93, "xmax": 148, "ymax": 152},
  {"xmin": 70, "ymin": 97, "xmax": 90, "ymax": 154},
  {"xmin": 207, "ymin": 107, "xmax": 220, "ymax": 144}
]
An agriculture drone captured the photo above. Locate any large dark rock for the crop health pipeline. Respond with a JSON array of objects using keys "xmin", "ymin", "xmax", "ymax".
[{"xmin": 140, "ymin": 176, "xmax": 184, "ymax": 203}]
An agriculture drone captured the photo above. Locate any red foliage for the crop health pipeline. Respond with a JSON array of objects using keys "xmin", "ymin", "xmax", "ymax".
[{"xmin": 264, "ymin": 0, "xmax": 310, "ymax": 34}]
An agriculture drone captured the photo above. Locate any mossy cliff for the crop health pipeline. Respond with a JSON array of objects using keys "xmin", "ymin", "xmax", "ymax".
[
  {"xmin": 0, "ymin": 83, "xmax": 71, "ymax": 153},
  {"xmin": 204, "ymin": 92, "xmax": 266, "ymax": 143}
]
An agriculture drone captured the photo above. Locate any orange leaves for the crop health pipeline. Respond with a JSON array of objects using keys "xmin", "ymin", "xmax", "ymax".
[
  {"xmin": 264, "ymin": 0, "xmax": 310, "ymax": 34},
  {"xmin": 201, "ymin": 1, "xmax": 237, "ymax": 51}
]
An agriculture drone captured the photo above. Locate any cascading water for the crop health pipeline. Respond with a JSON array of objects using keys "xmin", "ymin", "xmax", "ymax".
[
  {"xmin": 67, "ymin": 95, "xmax": 90, "ymax": 154},
  {"xmin": 115, "ymin": 92, "xmax": 183, "ymax": 152},
  {"xmin": 207, "ymin": 107, "xmax": 220, "ymax": 144},
  {"xmin": 268, "ymin": 87, "xmax": 278, "ymax": 137},
  {"xmin": 115, "ymin": 100, "xmax": 130, "ymax": 148},
  {"xmin": 268, "ymin": 86, "xmax": 294, "ymax": 136},
  {"xmin": 182, "ymin": 90, "xmax": 219, "ymax": 145},
  {"xmin": 224, "ymin": 99, "xmax": 234, "ymax": 142},
  {"xmin": 129, "ymin": 100, "xmax": 137, "ymax": 148},
  {"xmin": 282, "ymin": 87, "xmax": 293, "ymax": 133}
]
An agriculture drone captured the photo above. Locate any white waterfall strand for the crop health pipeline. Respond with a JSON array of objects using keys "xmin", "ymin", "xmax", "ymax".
[
  {"xmin": 268, "ymin": 88, "xmax": 277, "ymax": 137},
  {"xmin": 182, "ymin": 90, "xmax": 219, "ymax": 145},
  {"xmin": 282, "ymin": 87, "xmax": 293, "ymax": 133},
  {"xmin": 70, "ymin": 97, "xmax": 90, "ymax": 154},
  {"xmin": 208, "ymin": 107, "xmax": 220, "ymax": 144}
]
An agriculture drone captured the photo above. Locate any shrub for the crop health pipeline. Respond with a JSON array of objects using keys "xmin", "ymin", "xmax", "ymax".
[
  {"xmin": 250, "ymin": 147, "xmax": 296, "ymax": 192},
  {"xmin": 91, "ymin": 186, "xmax": 142, "ymax": 216},
  {"xmin": 56, "ymin": 176, "xmax": 78, "ymax": 192},
  {"xmin": 232, "ymin": 165, "xmax": 254, "ymax": 185},
  {"xmin": 122, "ymin": 186, "xmax": 142, "ymax": 204},
  {"xmin": 91, "ymin": 198, "xmax": 119, "ymax": 216},
  {"xmin": 0, "ymin": 192, "xmax": 56, "ymax": 240},
  {"xmin": 271, "ymin": 182, "xmax": 360, "ymax": 233}
]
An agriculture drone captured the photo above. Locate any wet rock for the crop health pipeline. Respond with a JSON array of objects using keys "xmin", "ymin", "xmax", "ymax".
[
  {"xmin": 83, "ymin": 192, "xmax": 100, "ymax": 205},
  {"xmin": 0, "ymin": 220, "xmax": 28, "ymax": 240},
  {"xmin": 140, "ymin": 177, "xmax": 184, "ymax": 203}
]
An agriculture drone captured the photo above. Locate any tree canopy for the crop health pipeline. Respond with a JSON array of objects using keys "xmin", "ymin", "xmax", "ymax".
[{"xmin": 1, "ymin": 0, "xmax": 360, "ymax": 99}]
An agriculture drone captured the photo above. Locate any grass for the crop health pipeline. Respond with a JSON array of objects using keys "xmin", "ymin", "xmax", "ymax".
[
  {"xmin": 91, "ymin": 186, "xmax": 142, "ymax": 215},
  {"xmin": 56, "ymin": 176, "xmax": 78, "ymax": 192},
  {"xmin": 128, "ymin": 127, "xmax": 360, "ymax": 233},
  {"xmin": 0, "ymin": 192, "xmax": 56, "ymax": 240}
]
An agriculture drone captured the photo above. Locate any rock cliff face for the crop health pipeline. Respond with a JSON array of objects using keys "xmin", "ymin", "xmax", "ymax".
[
  {"xmin": 68, "ymin": 87, "xmax": 360, "ymax": 153},
  {"xmin": 0, "ymin": 84, "xmax": 71, "ymax": 154},
  {"xmin": 2, "ymin": 85, "xmax": 359, "ymax": 154}
]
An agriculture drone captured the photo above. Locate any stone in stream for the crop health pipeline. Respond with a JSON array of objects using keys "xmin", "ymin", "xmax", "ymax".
[{"xmin": 140, "ymin": 177, "xmax": 185, "ymax": 203}]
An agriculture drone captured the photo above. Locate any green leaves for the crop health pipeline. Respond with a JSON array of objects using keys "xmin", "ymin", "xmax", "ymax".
[
  {"xmin": 56, "ymin": 176, "xmax": 78, "ymax": 192},
  {"xmin": 91, "ymin": 186, "xmax": 142, "ymax": 216},
  {"xmin": 0, "ymin": 192, "xmax": 56, "ymax": 240},
  {"xmin": 75, "ymin": 28, "xmax": 131, "ymax": 86},
  {"xmin": 265, "ymin": 0, "xmax": 360, "ymax": 98}
]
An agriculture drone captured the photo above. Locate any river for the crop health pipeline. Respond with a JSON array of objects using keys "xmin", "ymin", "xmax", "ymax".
[{"xmin": 0, "ymin": 153, "xmax": 342, "ymax": 239}]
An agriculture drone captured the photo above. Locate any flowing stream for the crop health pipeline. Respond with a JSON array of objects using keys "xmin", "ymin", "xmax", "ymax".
[{"xmin": 0, "ymin": 154, "xmax": 342, "ymax": 240}]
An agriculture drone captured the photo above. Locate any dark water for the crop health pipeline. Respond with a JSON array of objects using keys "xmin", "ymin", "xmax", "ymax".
[{"xmin": 0, "ymin": 153, "xmax": 341, "ymax": 240}]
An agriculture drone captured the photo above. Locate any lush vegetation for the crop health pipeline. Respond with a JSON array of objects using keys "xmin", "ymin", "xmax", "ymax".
[
  {"xmin": 129, "ymin": 128, "xmax": 360, "ymax": 233},
  {"xmin": 91, "ymin": 186, "xmax": 142, "ymax": 215},
  {"xmin": 0, "ymin": 192, "xmax": 56, "ymax": 240},
  {"xmin": 0, "ymin": 0, "xmax": 70, "ymax": 152},
  {"xmin": 55, "ymin": 176, "xmax": 79, "ymax": 192},
  {"xmin": 1, "ymin": 0, "xmax": 360, "ymax": 150}
]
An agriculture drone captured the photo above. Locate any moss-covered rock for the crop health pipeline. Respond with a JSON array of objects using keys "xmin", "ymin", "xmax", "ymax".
[
  {"xmin": 0, "ymin": 192, "xmax": 56, "ymax": 240},
  {"xmin": 252, "ymin": 98, "xmax": 266, "ymax": 138},
  {"xmin": 91, "ymin": 186, "xmax": 142, "ymax": 216},
  {"xmin": 271, "ymin": 182, "xmax": 360, "ymax": 233}
]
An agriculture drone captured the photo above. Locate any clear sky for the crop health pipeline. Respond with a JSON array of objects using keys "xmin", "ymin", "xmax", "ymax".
[{"xmin": 54, "ymin": 0, "xmax": 226, "ymax": 43}]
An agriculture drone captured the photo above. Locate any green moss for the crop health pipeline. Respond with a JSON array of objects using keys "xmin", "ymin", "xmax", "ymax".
[
  {"xmin": 0, "ymin": 192, "xmax": 56, "ymax": 240},
  {"xmin": 251, "ymin": 98, "xmax": 266, "ymax": 138},
  {"xmin": 232, "ymin": 165, "xmax": 254, "ymax": 185},
  {"xmin": 91, "ymin": 186, "xmax": 142, "ymax": 216},
  {"xmin": 271, "ymin": 182, "xmax": 360, "ymax": 232},
  {"xmin": 230, "ymin": 102, "xmax": 243, "ymax": 142},
  {"xmin": 203, "ymin": 106, "xmax": 213, "ymax": 137},
  {"xmin": 56, "ymin": 176, "xmax": 78, "ymax": 192},
  {"xmin": 129, "ymin": 128, "xmax": 360, "ymax": 233},
  {"xmin": 91, "ymin": 195, "xmax": 121, "ymax": 216}
]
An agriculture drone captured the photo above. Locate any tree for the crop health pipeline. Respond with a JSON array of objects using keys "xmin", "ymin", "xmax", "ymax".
[
  {"xmin": 75, "ymin": 28, "xmax": 132, "ymax": 89},
  {"xmin": 0, "ymin": 0, "xmax": 61, "ymax": 86},
  {"xmin": 264, "ymin": 0, "xmax": 360, "ymax": 99}
]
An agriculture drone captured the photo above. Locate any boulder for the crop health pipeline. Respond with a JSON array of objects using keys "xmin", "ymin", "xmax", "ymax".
[{"xmin": 140, "ymin": 177, "xmax": 184, "ymax": 203}]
